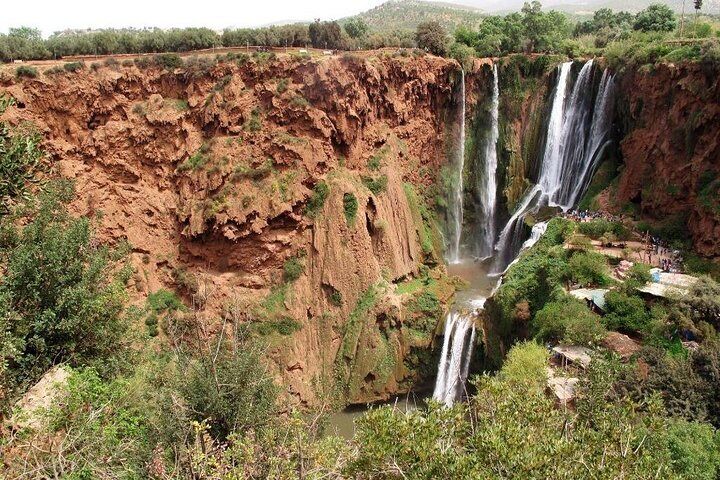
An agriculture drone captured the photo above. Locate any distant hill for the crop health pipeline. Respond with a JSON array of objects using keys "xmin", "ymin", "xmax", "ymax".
[{"xmin": 341, "ymin": 0, "xmax": 484, "ymax": 32}]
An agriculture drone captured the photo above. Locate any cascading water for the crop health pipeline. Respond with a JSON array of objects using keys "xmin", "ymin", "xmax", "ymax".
[
  {"xmin": 447, "ymin": 71, "xmax": 466, "ymax": 264},
  {"xmin": 477, "ymin": 63, "xmax": 500, "ymax": 258},
  {"xmin": 492, "ymin": 60, "xmax": 616, "ymax": 273},
  {"xmin": 433, "ymin": 59, "xmax": 615, "ymax": 407},
  {"xmin": 432, "ymin": 311, "xmax": 477, "ymax": 406}
]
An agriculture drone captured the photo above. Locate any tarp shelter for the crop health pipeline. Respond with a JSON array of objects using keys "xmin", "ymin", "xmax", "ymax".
[
  {"xmin": 552, "ymin": 345, "xmax": 592, "ymax": 369},
  {"xmin": 569, "ymin": 288, "xmax": 608, "ymax": 313},
  {"xmin": 637, "ymin": 269, "xmax": 699, "ymax": 298}
]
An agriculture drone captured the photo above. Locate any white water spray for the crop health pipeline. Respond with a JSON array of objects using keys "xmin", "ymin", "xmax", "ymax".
[
  {"xmin": 492, "ymin": 60, "xmax": 616, "ymax": 272},
  {"xmin": 433, "ymin": 311, "xmax": 477, "ymax": 406},
  {"xmin": 478, "ymin": 63, "xmax": 500, "ymax": 257},
  {"xmin": 448, "ymin": 71, "xmax": 466, "ymax": 264}
]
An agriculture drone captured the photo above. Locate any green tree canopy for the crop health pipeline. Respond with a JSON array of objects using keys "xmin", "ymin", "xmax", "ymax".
[
  {"xmin": 415, "ymin": 21, "xmax": 449, "ymax": 56},
  {"xmin": 634, "ymin": 3, "xmax": 677, "ymax": 32}
]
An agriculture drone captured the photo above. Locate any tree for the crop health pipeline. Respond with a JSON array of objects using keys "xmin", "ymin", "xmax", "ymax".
[
  {"xmin": 344, "ymin": 18, "xmax": 369, "ymax": 40},
  {"xmin": 634, "ymin": 4, "xmax": 677, "ymax": 32},
  {"xmin": 520, "ymin": 1, "xmax": 570, "ymax": 53},
  {"xmin": 308, "ymin": 20, "xmax": 343, "ymax": 49},
  {"xmin": 694, "ymin": 0, "xmax": 704, "ymax": 32},
  {"xmin": 415, "ymin": 21, "xmax": 449, "ymax": 56},
  {"xmin": 533, "ymin": 295, "xmax": 606, "ymax": 346}
]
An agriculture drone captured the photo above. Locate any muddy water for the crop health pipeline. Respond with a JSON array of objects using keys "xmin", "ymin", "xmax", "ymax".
[{"xmin": 446, "ymin": 258, "xmax": 499, "ymax": 309}]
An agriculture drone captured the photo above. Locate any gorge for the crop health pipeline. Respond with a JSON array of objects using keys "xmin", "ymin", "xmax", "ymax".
[{"xmin": 1, "ymin": 51, "xmax": 719, "ymax": 411}]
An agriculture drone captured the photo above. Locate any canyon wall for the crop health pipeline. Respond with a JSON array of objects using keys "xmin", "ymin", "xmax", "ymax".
[
  {"xmin": 0, "ymin": 54, "xmax": 464, "ymax": 406},
  {"xmin": 613, "ymin": 62, "xmax": 720, "ymax": 257}
]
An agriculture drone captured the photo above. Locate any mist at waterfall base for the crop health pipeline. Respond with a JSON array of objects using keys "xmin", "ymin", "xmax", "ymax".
[{"xmin": 434, "ymin": 60, "xmax": 615, "ymax": 406}]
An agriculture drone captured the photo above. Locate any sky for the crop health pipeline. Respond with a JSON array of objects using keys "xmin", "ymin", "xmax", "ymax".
[{"xmin": 0, "ymin": 0, "xmax": 402, "ymax": 37}]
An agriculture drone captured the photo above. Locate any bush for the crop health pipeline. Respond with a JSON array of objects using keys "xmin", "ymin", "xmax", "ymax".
[
  {"xmin": 283, "ymin": 255, "xmax": 304, "ymax": 282},
  {"xmin": 276, "ymin": 78, "xmax": 289, "ymax": 94},
  {"xmin": 305, "ymin": 181, "xmax": 329, "ymax": 218},
  {"xmin": 147, "ymin": 289, "xmax": 185, "ymax": 313},
  {"xmin": 15, "ymin": 65, "xmax": 38, "ymax": 78},
  {"xmin": 568, "ymin": 250, "xmax": 609, "ymax": 287},
  {"xmin": 362, "ymin": 175, "xmax": 388, "ymax": 195},
  {"xmin": 498, "ymin": 341, "xmax": 549, "ymax": 388},
  {"xmin": 533, "ymin": 295, "xmax": 606, "ymax": 346},
  {"xmin": 343, "ymin": 192, "xmax": 358, "ymax": 224},
  {"xmin": 63, "ymin": 61, "xmax": 85, "ymax": 72},
  {"xmin": 603, "ymin": 290, "xmax": 650, "ymax": 334},
  {"xmin": 244, "ymin": 108, "xmax": 262, "ymax": 132},
  {"xmin": 633, "ymin": 4, "xmax": 676, "ymax": 32},
  {"xmin": 154, "ymin": 53, "xmax": 183, "ymax": 69},
  {"xmin": 177, "ymin": 149, "xmax": 209, "ymax": 172},
  {"xmin": 0, "ymin": 182, "xmax": 129, "ymax": 397},
  {"xmin": 329, "ymin": 289, "xmax": 343, "ymax": 306},
  {"xmin": 177, "ymin": 335, "xmax": 278, "ymax": 440},
  {"xmin": 0, "ymin": 118, "xmax": 44, "ymax": 213}
]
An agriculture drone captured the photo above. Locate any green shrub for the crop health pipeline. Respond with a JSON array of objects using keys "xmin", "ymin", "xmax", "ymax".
[
  {"xmin": 329, "ymin": 289, "xmax": 343, "ymax": 306},
  {"xmin": 305, "ymin": 181, "xmax": 329, "ymax": 218},
  {"xmin": 283, "ymin": 255, "xmax": 304, "ymax": 282},
  {"xmin": 231, "ymin": 159, "xmax": 274, "ymax": 181},
  {"xmin": 289, "ymin": 95, "xmax": 310, "ymax": 108},
  {"xmin": 244, "ymin": 108, "xmax": 262, "ymax": 132},
  {"xmin": 0, "ymin": 182, "xmax": 129, "ymax": 396},
  {"xmin": 147, "ymin": 289, "xmax": 185, "ymax": 313},
  {"xmin": 15, "ymin": 65, "xmax": 38, "ymax": 78},
  {"xmin": 603, "ymin": 291, "xmax": 650, "ymax": 334},
  {"xmin": 63, "ymin": 61, "xmax": 85, "ymax": 72},
  {"xmin": 177, "ymin": 334, "xmax": 278, "ymax": 440},
  {"xmin": 568, "ymin": 250, "xmax": 609, "ymax": 287},
  {"xmin": 362, "ymin": 175, "xmax": 388, "ymax": 195},
  {"xmin": 498, "ymin": 341, "xmax": 549, "ymax": 388},
  {"xmin": 664, "ymin": 419, "xmax": 720, "ymax": 479},
  {"xmin": 343, "ymin": 193, "xmax": 358, "ymax": 224},
  {"xmin": 276, "ymin": 78, "xmax": 289, "ymax": 94},
  {"xmin": 0, "ymin": 118, "xmax": 44, "ymax": 213},
  {"xmin": 627, "ymin": 263, "xmax": 652, "ymax": 286},
  {"xmin": 533, "ymin": 295, "xmax": 606, "ymax": 346},
  {"xmin": 154, "ymin": 53, "xmax": 183, "ymax": 69},
  {"xmin": 404, "ymin": 290, "xmax": 442, "ymax": 332},
  {"xmin": 177, "ymin": 147, "xmax": 210, "ymax": 172}
]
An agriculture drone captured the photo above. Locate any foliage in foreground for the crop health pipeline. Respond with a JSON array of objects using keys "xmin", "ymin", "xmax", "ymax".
[
  {"xmin": 0, "ymin": 182, "xmax": 130, "ymax": 402},
  {"xmin": 348, "ymin": 342, "xmax": 720, "ymax": 479}
]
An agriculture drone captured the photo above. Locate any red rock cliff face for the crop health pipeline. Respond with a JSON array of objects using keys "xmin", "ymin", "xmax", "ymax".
[
  {"xmin": 616, "ymin": 62, "xmax": 720, "ymax": 256},
  {"xmin": 0, "ymin": 54, "xmax": 461, "ymax": 405}
]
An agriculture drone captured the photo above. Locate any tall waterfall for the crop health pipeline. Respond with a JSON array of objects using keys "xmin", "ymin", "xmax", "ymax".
[
  {"xmin": 477, "ymin": 64, "xmax": 500, "ymax": 257},
  {"xmin": 447, "ymin": 71, "xmax": 466, "ymax": 264},
  {"xmin": 492, "ymin": 60, "xmax": 615, "ymax": 272},
  {"xmin": 433, "ymin": 311, "xmax": 477, "ymax": 406}
]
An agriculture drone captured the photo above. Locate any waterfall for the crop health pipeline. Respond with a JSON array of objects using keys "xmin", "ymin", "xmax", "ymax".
[
  {"xmin": 567, "ymin": 69, "xmax": 615, "ymax": 207},
  {"xmin": 433, "ymin": 311, "xmax": 477, "ymax": 406},
  {"xmin": 477, "ymin": 63, "xmax": 500, "ymax": 258},
  {"xmin": 492, "ymin": 60, "xmax": 616, "ymax": 273},
  {"xmin": 448, "ymin": 71, "xmax": 466, "ymax": 264},
  {"xmin": 538, "ymin": 62, "xmax": 573, "ymax": 199}
]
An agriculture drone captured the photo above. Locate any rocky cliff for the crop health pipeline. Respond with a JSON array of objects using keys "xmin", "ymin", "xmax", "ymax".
[
  {"xmin": 614, "ymin": 62, "xmax": 720, "ymax": 257},
  {"xmin": 0, "ymin": 53, "xmax": 463, "ymax": 406}
]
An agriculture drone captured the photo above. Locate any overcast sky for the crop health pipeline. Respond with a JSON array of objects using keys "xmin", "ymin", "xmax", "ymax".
[{"xmin": 0, "ymin": 0, "xmax": 404, "ymax": 37}]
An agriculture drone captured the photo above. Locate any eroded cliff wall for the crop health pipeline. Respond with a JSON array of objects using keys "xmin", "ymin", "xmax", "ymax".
[
  {"xmin": 0, "ymin": 54, "xmax": 462, "ymax": 406},
  {"xmin": 614, "ymin": 62, "xmax": 720, "ymax": 256}
]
